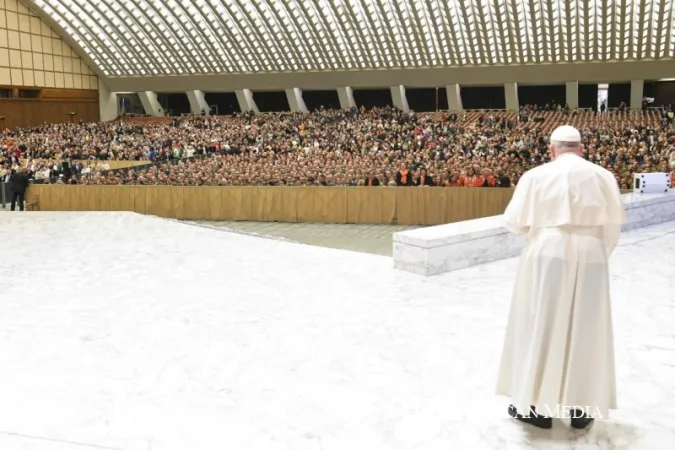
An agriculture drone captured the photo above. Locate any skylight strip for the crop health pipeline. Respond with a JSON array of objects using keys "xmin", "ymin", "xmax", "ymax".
[
  {"xmin": 317, "ymin": 0, "xmax": 354, "ymax": 69},
  {"xmin": 474, "ymin": 0, "xmax": 497, "ymax": 65},
  {"xmin": 538, "ymin": 0, "xmax": 550, "ymax": 62},
  {"xmin": 439, "ymin": 0, "xmax": 463, "ymax": 65},
  {"xmin": 525, "ymin": 0, "xmax": 541, "ymax": 63},
  {"xmin": 309, "ymin": 1, "xmax": 347, "ymax": 70},
  {"xmin": 647, "ymin": 0, "xmax": 661, "ymax": 58},
  {"xmin": 634, "ymin": 0, "xmax": 648, "ymax": 59},
  {"xmin": 504, "ymin": 0, "xmax": 523, "ymax": 63},
  {"xmin": 186, "ymin": 0, "xmax": 235, "ymax": 72},
  {"xmin": 295, "ymin": 1, "xmax": 335, "ymax": 71},
  {"xmin": 267, "ymin": 1, "xmax": 306, "ymax": 70},
  {"xmin": 489, "ymin": 0, "xmax": 507, "ymax": 64},
  {"xmin": 546, "ymin": 0, "xmax": 560, "ymax": 62},
  {"xmin": 413, "ymin": 0, "xmax": 440, "ymax": 65},
  {"xmin": 219, "ymin": 0, "xmax": 270, "ymax": 71},
  {"xmin": 231, "ymin": 0, "xmax": 282, "ymax": 71},
  {"xmin": 597, "ymin": 0, "xmax": 607, "ymax": 60},
  {"xmin": 116, "ymin": 0, "xmax": 174, "ymax": 75},
  {"xmin": 515, "ymin": 0, "xmax": 534, "ymax": 63},
  {"xmin": 586, "ymin": 0, "xmax": 597, "ymax": 61},
  {"xmin": 148, "ymin": 0, "xmax": 197, "ymax": 73},
  {"xmin": 93, "ymin": 0, "xmax": 152, "ymax": 75},
  {"xmin": 396, "ymin": 0, "xmax": 428, "ymax": 66},
  {"xmin": 455, "ymin": 0, "xmax": 479, "ymax": 65},
  {"xmin": 452, "ymin": 2, "xmax": 475, "ymax": 65},
  {"xmin": 356, "ymin": 0, "xmax": 387, "ymax": 68},
  {"xmin": 194, "ymin": 1, "xmax": 239, "ymax": 72},
  {"xmin": 480, "ymin": 0, "xmax": 500, "ymax": 64},
  {"xmin": 278, "ymin": 1, "xmax": 316, "ymax": 70},
  {"xmin": 571, "ymin": 0, "xmax": 580, "ymax": 61},
  {"xmin": 384, "ymin": 0, "xmax": 414, "ymax": 66},
  {"xmin": 346, "ymin": 0, "xmax": 380, "ymax": 68},
  {"xmin": 432, "ymin": 0, "xmax": 457, "ymax": 65},
  {"xmin": 652, "ymin": 0, "xmax": 665, "ymax": 58},
  {"xmin": 627, "ymin": 0, "xmax": 638, "ymax": 59},
  {"xmin": 665, "ymin": 0, "xmax": 675, "ymax": 57},
  {"xmin": 333, "ymin": 0, "xmax": 368, "ymax": 69},
  {"xmin": 373, "ymin": 0, "xmax": 405, "ymax": 68}
]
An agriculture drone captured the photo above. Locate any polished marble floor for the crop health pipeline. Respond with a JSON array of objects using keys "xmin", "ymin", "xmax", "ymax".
[
  {"xmin": 1, "ymin": 212, "xmax": 674, "ymax": 450},
  {"xmin": 189, "ymin": 220, "xmax": 421, "ymax": 256}
]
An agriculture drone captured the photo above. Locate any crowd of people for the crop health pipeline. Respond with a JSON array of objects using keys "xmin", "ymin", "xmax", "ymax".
[{"xmin": 2, "ymin": 106, "xmax": 675, "ymax": 190}]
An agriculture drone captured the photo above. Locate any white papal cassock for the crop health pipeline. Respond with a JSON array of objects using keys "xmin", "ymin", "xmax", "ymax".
[{"xmin": 496, "ymin": 152, "xmax": 625, "ymax": 418}]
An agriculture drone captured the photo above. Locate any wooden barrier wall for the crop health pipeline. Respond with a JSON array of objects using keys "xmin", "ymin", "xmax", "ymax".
[
  {"xmin": 25, "ymin": 186, "xmax": 516, "ymax": 225},
  {"xmin": 103, "ymin": 160, "xmax": 151, "ymax": 169}
]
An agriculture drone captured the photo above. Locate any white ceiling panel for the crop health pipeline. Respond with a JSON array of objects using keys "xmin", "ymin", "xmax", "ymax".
[{"xmin": 28, "ymin": 0, "xmax": 675, "ymax": 77}]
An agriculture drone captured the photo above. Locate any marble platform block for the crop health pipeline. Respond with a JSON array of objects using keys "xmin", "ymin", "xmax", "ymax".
[
  {"xmin": 621, "ymin": 191, "xmax": 675, "ymax": 231},
  {"xmin": 393, "ymin": 192, "xmax": 675, "ymax": 276}
]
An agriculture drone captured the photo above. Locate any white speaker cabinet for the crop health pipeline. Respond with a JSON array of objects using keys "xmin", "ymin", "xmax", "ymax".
[{"xmin": 633, "ymin": 172, "xmax": 670, "ymax": 194}]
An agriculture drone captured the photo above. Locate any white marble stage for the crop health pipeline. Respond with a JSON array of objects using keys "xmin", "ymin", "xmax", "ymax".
[{"xmin": 1, "ymin": 212, "xmax": 674, "ymax": 450}]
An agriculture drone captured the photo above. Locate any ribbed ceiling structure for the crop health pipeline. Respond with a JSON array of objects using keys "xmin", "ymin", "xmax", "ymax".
[{"xmin": 28, "ymin": 0, "xmax": 675, "ymax": 78}]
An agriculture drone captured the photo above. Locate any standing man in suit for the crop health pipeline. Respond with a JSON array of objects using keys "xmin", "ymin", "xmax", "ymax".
[{"xmin": 9, "ymin": 167, "xmax": 30, "ymax": 211}]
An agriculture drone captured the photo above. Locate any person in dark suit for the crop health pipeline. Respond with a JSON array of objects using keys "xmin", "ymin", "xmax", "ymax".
[
  {"xmin": 495, "ymin": 171, "xmax": 512, "ymax": 187},
  {"xmin": 414, "ymin": 167, "xmax": 435, "ymax": 187},
  {"xmin": 364, "ymin": 171, "xmax": 380, "ymax": 186},
  {"xmin": 9, "ymin": 167, "xmax": 30, "ymax": 211}
]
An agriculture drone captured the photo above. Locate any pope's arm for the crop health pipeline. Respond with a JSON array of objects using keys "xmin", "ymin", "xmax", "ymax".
[
  {"xmin": 603, "ymin": 223, "xmax": 621, "ymax": 256},
  {"xmin": 503, "ymin": 172, "xmax": 531, "ymax": 235},
  {"xmin": 602, "ymin": 174, "xmax": 625, "ymax": 256}
]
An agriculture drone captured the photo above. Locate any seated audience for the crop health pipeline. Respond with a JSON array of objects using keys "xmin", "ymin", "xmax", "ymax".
[{"xmin": 0, "ymin": 106, "xmax": 672, "ymax": 191}]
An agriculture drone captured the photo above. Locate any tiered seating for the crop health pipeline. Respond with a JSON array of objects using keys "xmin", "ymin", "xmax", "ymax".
[{"xmin": 3, "ymin": 106, "xmax": 672, "ymax": 189}]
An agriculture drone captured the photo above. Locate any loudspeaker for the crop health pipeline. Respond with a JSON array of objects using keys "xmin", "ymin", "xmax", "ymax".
[{"xmin": 633, "ymin": 172, "xmax": 670, "ymax": 194}]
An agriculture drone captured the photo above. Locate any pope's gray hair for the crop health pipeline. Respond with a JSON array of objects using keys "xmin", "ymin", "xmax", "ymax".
[{"xmin": 551, "ymin": 140, "xmax": 581, "ymax": 150}]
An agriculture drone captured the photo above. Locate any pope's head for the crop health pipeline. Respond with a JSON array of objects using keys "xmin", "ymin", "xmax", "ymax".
[{"xmin": 549, "ymin": 125, "xmax": 583, "ymax": 159}]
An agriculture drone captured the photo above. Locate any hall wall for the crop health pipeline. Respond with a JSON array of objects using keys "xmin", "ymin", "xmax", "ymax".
[{"xmin": 0, "ymin": 0, "xmax": 99, "ymax": 127}]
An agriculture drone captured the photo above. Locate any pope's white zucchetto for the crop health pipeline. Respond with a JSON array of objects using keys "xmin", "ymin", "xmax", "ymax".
[{"xmin": 550, "ymin": 125, "xmax": 581, "ymax": 143}]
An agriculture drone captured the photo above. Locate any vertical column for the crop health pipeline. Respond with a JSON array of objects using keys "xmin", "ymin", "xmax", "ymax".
[
  {"xmin": 234, "ymin": 89, "xmax": 259, "ymax": 113},
  {"xmin": 445, "ymin": 83, "xmax": 463, "ymax": 111},
  {"xmin": 285, "ymin": 87, "xmax": 308, "ymax": 113},
  {"xmin": 630, "ymin": 79, "xmax": 644, "ymax": 109},
  {"xmin": 186, "ymin": 90, "xmax": 210, "ymax": 114},
  {"xmin": 98, "ymin": 82, "xmax": 119, "ymax": 122},
  {"xmin": 337, "ymin": 86, "xmax": 356, "ymax": 109},
  {"xmin": 390, "ymin": 85, "xmax": 409, "ymax": 112},
  {"xmin": 565, "ymin": 81, "xmax": 579, "ymax": 109},
  {"xmin": 137, "ymin": 91, "xmax": 163, "ymax": 116},
  {"xmin": 504, "ymin": 82, "xmax": 519, "ymax": 111}
]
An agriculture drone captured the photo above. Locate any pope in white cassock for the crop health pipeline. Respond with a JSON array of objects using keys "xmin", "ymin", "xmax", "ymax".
[{"xmin": 496, "ymin": 125, "xmax": 626, "ymax": 430}]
